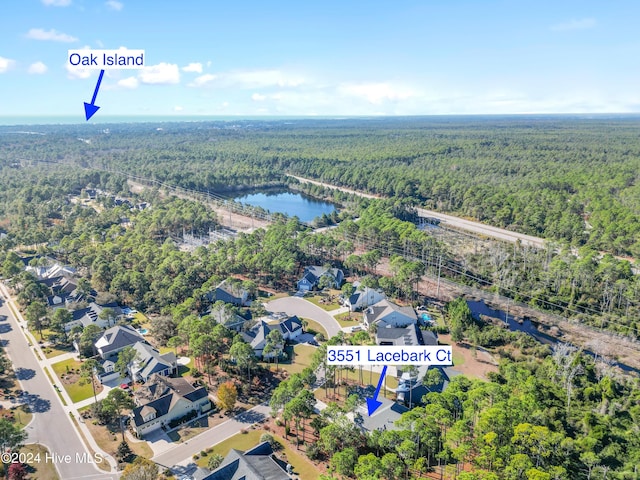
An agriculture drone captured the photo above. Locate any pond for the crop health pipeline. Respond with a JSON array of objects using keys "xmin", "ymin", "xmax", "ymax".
[
  {"xmin": 233, "ymin": 189, "xmax": 337, "ymax": 223},
  {"xmin": 467, "ymin": 299, "xmax": 639, "ymax": 375}
]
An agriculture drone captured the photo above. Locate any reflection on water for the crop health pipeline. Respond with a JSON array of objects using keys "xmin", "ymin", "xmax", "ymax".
[{"xmin": 233, "ymin": 189, "xmax": 337, "ymax": 223}]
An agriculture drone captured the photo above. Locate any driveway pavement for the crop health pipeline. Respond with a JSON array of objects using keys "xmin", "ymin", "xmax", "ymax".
[
  {"xmin": 266, "ymin": 296, "xmax": 342, "ymax": 338},
  {"xmin": 152, "ymin": 403, "xmax": 271, "ymax": 475},
  {"xmin": 0, "ymin": 283, "xmax": 118, "ymax": 479}
]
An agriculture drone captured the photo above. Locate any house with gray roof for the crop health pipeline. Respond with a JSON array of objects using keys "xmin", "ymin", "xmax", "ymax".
[
  {"xmin": 129, "ymin": 342, "xmax": 177, "ymax": 382},
  {"xmin": 202, "ymin": 441, "xmax": 291, "ymax": 480},
  {"xmin": 130, "ymin": 374, "xmax": 211, "ymax": 437},
  {"xmin": 94, "ymin": 325, "xmax": 145, "ymax": 359},
  {"xmin": 240, "ymin": 316, "xmax": 302, "ymax": 358},
  {"xmin": 363, "ymin": 299, "xmax": 417, "ymax": 329},
  {"xmin": 297, "ymin": 265, "xmax": 344, "ymax": 292},
  {"xmin": 65, "ymin": 302, "xmax": 123, "ymax": 332},
  {"xmin": 376, "ymin": 323, "xmax": 438, "ymax": 347},
  {"xmin": 344, "ymin": 282, "xmax": 386, "ymax": 312},
  {"xmin": 207, "ymin": 279, "xmax": 249, "ymax": 306}
]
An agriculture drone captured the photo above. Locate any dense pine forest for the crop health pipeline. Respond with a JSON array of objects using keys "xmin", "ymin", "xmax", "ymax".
[
  {"xmin": 1, "ymin": 117, "xmax": 640, "ymax": 479},
  {"xmin": 3, "ymin": 116, "xmax": 639, "ymax": 256}
]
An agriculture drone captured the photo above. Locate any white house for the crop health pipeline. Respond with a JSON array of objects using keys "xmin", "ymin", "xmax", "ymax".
[
  {"xmin": 344, "ymin": 282, "xmax": 386, "ymax": 312},
  {"xmin": 65, "ymin": 302, "xmax": 123, "ymax": 332},
  {"xmin": 297, "ymin": 265, "xmax": 344, "ymax": 292}
]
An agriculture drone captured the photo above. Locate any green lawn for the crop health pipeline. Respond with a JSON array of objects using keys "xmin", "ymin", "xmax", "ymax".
[
  {"xmin": 20, "ymin": 444, "xmax": 60, "ymax": 480},
  {"xmin": 452, "ymin": 349, "xmax": 465, "ymax": 367},
  {"xmin": 42, "ymin": 344, "xmax": 74, "ymax": 359},
  {"xmin": 178, "ymin": 357, "xmax": 194, "ymax": 377},
  {"xmin": 51, "ymin": 358, "xmax": 98, "ymax": 403},
  {"xmin": 14, "ymin": 404, "xmax": 33, "ymax": 428},
  {"xmin": 334, "ymin": 311, "xmax": 362, "ymax": 328},
  {"xmin": 305, "ymin": 294, "xmax": 342, "ymax": 311},
  {"xmin": 132, "ymin": 311, "xmax": 147, "ymax": 324},
  {"xmin": 261, "ymin": 344, "xmax": 316, "ymax": 376},
  {"xmin": 196, "ymin": 430, "xmax": 319, "ymax": 480},
  {"xmin": 301, "ymin": 318, "xmax": 328, "ymax": 340}
]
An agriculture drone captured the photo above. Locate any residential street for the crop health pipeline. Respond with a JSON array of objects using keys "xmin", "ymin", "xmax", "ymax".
[
  {"xmin": 266, "ymin": 296, "xmax": 342, "ymax": 338},
  {"xmin": 0, "ymin": 285, "xmax": 118, "ymax": 479}
]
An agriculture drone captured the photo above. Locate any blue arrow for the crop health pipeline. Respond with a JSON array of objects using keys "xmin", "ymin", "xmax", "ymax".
[
  {"xmin": 366, "ymin": 365, "xmax": 387, "ymax": 416},
  {"xmin": 83, "ymin": 69, "xmax": 105, "ymax": 121}
]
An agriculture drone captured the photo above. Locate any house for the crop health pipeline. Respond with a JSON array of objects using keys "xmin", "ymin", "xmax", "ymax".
[
  {"xmin": 240, "ymin": 321, "xmax": 277, "ymax": 359},
  {"xmin": 275, "ymin": 315, "xmax": 303, "ymax": 341},
  {"xmin": 94, "ymin": 325, "xmax": 145, "ymax": 359},
  {"xmin": 65, "ymin": 302, "xmax": 123, "ymax": 332},
  {"xmin": 207, "ymin": 279, "xmax": 249, "ymax": 306},
  {"xmin": 129, "ymin": 342, "xmax": 177, "ymax": 382},
  {"xmin": 296, "ymin": 265, "xmax": 344, "ymax": 292},
  {"xmin": 39, "ymin": 274, "xmax": 83, "ymax": 308},
  {"xmin": 130, "ymin": 374, "xmax": 211, "ymax": 437},
  {"xmin": 202, "ymin": 441, "xmax": 291, "ymax": 480},
  {"xmin": 375, "ymin": 323, "xmax": 438, "ymax": 347},
  {"xmin": 363, "ymin": 299, "xmax": 417, "ymax": 329},
  {"xmin": 240, "ymin": 315, "xmax": 302, "ymax": 359},
  {"xmin": 344, "ymin": 282, "xmax": 386, "ymax": 312}
]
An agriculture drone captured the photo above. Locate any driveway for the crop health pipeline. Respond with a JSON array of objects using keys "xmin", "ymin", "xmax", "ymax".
[
  {"xmin": 152, "ymin": 403, "xmax": 271, "ymax": 474},
  {"xmin": 0, "ymin": 284, "xmax": 118, "ymax": 479},
  {"xmin": 266, "ymin": 296, "xmax": 342, "ymax": 338}
]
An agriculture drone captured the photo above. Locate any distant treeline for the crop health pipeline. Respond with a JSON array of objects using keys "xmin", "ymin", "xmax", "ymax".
[{"xmin": 2, "ymin": 116, "xmax": 639, "ymax": 257}]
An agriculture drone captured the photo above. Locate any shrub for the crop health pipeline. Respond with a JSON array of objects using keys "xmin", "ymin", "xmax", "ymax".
[
  {"xmin": 306, "ymin": 442, "xmax": 321, "ymax": 460},
  {"xmin": 260, "ymin": 433, "xmax": 274, "ymax": 446}
]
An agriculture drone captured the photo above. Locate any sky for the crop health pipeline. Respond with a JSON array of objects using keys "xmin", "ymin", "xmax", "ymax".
[{"xmin": 1, "ymin": 0, "xmax": 640, "ymax": 119}]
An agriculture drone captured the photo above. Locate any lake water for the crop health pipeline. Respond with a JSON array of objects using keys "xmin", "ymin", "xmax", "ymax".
[
  {"xmin": 467, "ymin": 300, "xmax": 639, "ymax": 375},
  {"xmin": 233, "ymin": 189, "xmax": 337, "ymax": 223}
]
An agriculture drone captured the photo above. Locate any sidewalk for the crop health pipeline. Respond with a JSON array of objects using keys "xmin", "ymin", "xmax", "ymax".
[{"xmin": 0, "ymin": 282, "xmax": 119, "ymax": 473}]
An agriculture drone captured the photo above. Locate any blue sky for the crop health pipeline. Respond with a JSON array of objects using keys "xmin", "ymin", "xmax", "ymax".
[{"xmin": 1, "ymin": 0, "xmax": 640, "ymax": 118}]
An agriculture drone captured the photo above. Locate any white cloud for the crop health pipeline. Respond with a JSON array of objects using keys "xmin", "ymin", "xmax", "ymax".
[
  {"xmin": 28, "ymin": 61, "xmax": 48, "ymax": 74},
  {"xmin": 42, "ymin": 0, "xmax": 72, "ymax": 6},
  {"xmin": 188, "ymin": 73, "xmax": 217, "ymax": 87},
  {"xmin": 173, "ymin": 106, "xmax": 183, "ymax": 112},
  {"xmin": 0, "ymin": 56, "xmax": 16, "ymax": 73},
  {"xmin": 550, "ymin": 18, "xmax": 596, "ymax": 32},
  {"xmin": 188, "ymin": 69, "xmax": 305, "ymax": 89},
  {"xmin": 182, "ymin": 62, "xmax": 203, "ymax": 73},
  {"xmin": 339, "ymin": 82, "xmax": 416, "ymax": 104},
  {"xmin": 117, "ymin": 76, "xmax": 139, "ymax": 89},
  {"xmin": 66, "ymin": 63, "xmax": 92, "ymax": 79},
  {"xmin": 251, "ymin": 93, "xmax": 267, "ymax": 101},
  {"xmin": 26, "ymin": 28, "xmax": 78, "ymax": 42},
  {"xmin": 226, "ymin": 69, "xmax": 304, "ymax": 88},
  {"xmin": 138, "ymin": 62, "xmax": 180, "ymax": 85},
  {"xmin": 105, "ymin": 0, "xmax": 123, "ymax": 11}
]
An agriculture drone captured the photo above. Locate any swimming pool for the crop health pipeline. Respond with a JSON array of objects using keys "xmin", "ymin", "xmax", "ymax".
[
  {"xmin": 421, "ymin": 313, "xmax": 431, "ymax": 323},
  {"xmin": 137, "ymin": 328, "xmax": 148, "ymax": 335}
]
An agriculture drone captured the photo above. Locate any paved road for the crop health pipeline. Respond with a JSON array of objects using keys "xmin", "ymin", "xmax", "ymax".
[
  {"xmin": 0, "ymin": 288, "xmax": 117, "ymax": 479},
  {"xmin": 288, "ymin": 174, "xmax": 546, "ymax": 248},
  {"xmin": 266, "ymin": 297, "xmax": 342, "ymax": 338},
  {"xmin": 152, "ymin": 403, "xmax": 271, "ymax": 474},
  {"xmin": 415, "ymin": 207, "xmax": 545, "ymax": 248}
]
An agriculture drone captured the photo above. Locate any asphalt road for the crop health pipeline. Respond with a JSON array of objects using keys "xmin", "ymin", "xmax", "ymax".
[
  {"xmin": 415, "ymin": 207, "xmax": 546, "ymax": 248},
  {"xmin": 0, "ymin": 287, "xmax": 116, "ymax": 480},
  {"xmin": 289, "ymin": 174, "xmax": 547, "ymax": 248},
  {"xmin": 266, "ymin": 296, "xmax": 342, "ymax": 338}
]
